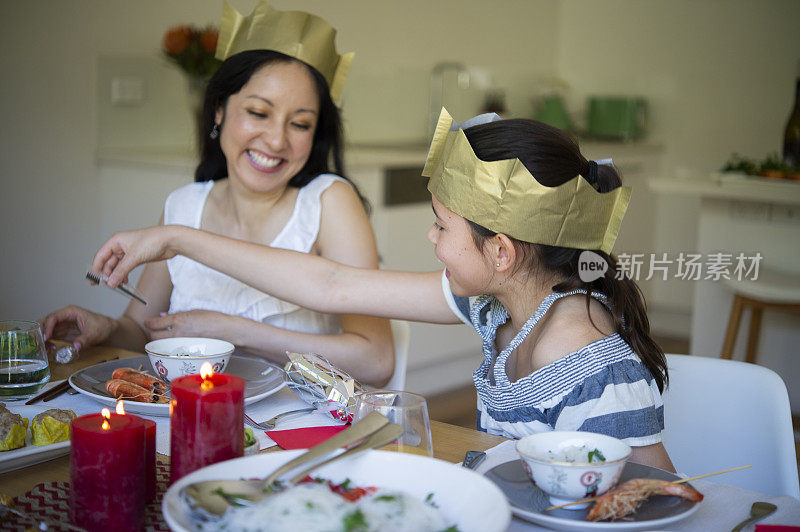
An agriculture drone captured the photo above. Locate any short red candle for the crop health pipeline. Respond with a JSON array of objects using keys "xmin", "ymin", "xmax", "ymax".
[
  {"xmin": 70, "ymin": 412, "xmax": 145, "ymax": 532},
  {"xmin": 170, "ymin": 370, "xmax": 244, "ymax": 484},
  {"xmin": 142, "ymin": 418, "xmax": 156, "ymax": 503}
]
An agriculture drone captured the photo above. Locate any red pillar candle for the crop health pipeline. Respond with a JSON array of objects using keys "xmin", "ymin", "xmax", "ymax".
[
  {"xmin": 170, "ymin": 362, "xmax": 245, "ymax": 484},
  {"xmin": 70, "ymin": 408, "xmax": 145, "ymax": 532},
  {"xmin": 142, "ymin": 418, "xmax": 156, "ymax": 503}
]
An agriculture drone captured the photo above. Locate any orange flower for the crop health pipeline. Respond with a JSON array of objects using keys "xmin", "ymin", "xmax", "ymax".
[
  {"xmin": 162, "ymin": 24, "xmax": 222, "ymax": 78},
  {"xmin": 163, "ymin": 25, "xmax": 193, "ymax": 56},
  {"xmin": 200, "ymin": 28, "xmax": 219, "ymax": 54}
]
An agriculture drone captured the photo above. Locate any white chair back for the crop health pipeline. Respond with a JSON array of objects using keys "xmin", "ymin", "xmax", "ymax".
[
  {"xmin": 662, "ymin": 354, "xmax": 799, "ymax": 498},
  {"xmin": 384, "ymin": 320, "xmax": 410, "ymax": 390}
]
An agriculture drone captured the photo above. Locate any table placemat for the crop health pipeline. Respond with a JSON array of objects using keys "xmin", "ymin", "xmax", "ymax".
[{"xmin": 1, "ymin": 459, "xmax": 171, "ymax": 532}]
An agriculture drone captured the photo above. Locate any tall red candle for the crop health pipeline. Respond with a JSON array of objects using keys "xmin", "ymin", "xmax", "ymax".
[
  {"xmin": 142, "ymin": 418, "xmax": 156, "ymax": 503},
  {"xmin": 70, "ymin": 409, "xmax": 145, "ymax": 532},
  {"xmin": 170, "ymin": 362, "xmax": 244, "ymax": 483}
]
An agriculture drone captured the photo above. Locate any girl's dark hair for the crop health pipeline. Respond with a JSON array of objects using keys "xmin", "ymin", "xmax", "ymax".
[
  {"xmin": 194, "ymin": 50, "xmax": 367, "ymax": 210},
  {"xmin": 462, "ymin": 119, "xmax": 667, "ymax": 392}
]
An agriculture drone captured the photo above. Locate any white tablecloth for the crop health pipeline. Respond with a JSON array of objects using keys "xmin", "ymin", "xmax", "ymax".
[{"xmin": 471, "ymin": 440, "xmax": 800, "ymax": 531}]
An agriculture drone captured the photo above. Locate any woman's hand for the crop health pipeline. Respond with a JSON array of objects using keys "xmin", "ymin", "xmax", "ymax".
[
  {"xmin": 144, "ymin": 310, "xmax": 236, "ymax": 341},
  {"xmin": 39, "ymin": 305, "xmax": 116, "ymax": 352},
  {"xmin": 92, "ymin": 226, "xmax": 180, "ymax": 287}
]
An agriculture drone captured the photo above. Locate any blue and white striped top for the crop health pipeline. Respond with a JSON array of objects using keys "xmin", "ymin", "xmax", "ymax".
[{"xmin": 442, "ymin": 273, "xmax": 664, "ymax": 447}]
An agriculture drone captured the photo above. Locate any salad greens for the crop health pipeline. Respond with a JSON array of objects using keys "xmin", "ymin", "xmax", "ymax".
[
  {"xmin": 587, "ymin": 448, "xmax": 606, "ymax": 463},
  {"xmin": 243, "ymin": 428, "xmax": 257, "ymax": 448}
]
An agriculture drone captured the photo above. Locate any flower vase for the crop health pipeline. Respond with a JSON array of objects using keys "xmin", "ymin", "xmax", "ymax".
[{"xmin": 185, "ymin": 75, "xmax": 207, "ymax": 140}]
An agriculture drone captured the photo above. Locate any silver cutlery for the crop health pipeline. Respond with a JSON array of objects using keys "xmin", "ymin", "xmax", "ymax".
[
  {"xmin": 86, "ymin": 269, "xmax": 147, "ymax": 305},
  {"xmin": 462, "ymin": 450, "xmax": 487, "ymax": 470},
  {"xmin": 731, "ymin": 501, "xmax": 777, "ymax": 532},
  {"xmin": 244, "ymin": 407, "xmax": 316, "ymax": 430},
  {"xmin": 183, "ymin": 411, "xmax": 400, "ymax": 517}
]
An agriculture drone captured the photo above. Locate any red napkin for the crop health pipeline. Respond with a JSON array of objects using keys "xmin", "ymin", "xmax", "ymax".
[
  {"xmin": 266, "ymin": 425, "xmax": 348, "ymax": 450},
  {"xmin": 755, "ymin": 526, "xmax": 800, "ymax": 531}
]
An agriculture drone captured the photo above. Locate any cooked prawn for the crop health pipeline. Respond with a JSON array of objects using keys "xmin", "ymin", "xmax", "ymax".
[
  {"xmin": 105, "ymin": 379, "xmax": 169, "ymax": 404},
  {"xmin": 111, "ymin": 367, "xmax": 167, "ymax": 394},
  {"xmin": 585, "ymin": 478, "xmax": 703, "ymax": 521}
]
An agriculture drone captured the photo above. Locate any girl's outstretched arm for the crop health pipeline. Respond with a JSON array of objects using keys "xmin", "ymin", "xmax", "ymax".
[{"xmin": 93, "ymin": 225, "xmax": 460, "ymax": 324}]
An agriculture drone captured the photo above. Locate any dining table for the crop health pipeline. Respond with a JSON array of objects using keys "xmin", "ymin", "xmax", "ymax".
[
  {"xmin": 3, "ymin": 344, "xmax": 799, "ymax": 531},
  {"xmin": 0, "ymin": 345, "xmax": 506, "ymax": 498}
]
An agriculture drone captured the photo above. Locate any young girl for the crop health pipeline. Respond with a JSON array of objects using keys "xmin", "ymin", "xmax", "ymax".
[{"xmin": 93, "ymin": 109, "xmax": 674, "ymax": 471}]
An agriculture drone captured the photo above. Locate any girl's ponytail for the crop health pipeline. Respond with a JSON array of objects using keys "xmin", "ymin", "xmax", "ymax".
[{"xmin": 552, "ymin": 158, "xmax": 668, "ymax": 392}]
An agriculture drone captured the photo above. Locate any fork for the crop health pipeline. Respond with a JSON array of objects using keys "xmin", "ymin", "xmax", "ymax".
[
  {"xmin": 86, "ymin": 269, "xmax": 148, "ymax": 305},
  {"xmin": 244, "ymin": 407, "xmax": 316, "ymax": 430}
]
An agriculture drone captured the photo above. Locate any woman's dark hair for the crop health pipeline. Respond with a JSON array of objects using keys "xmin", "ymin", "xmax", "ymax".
[
  {"xmin": 462, "ymin": 119, "xmax": 667, "ymax": 392},
  {"xmin": 194, "ymin": 50, "xmax": 367, "ymax": 210}
]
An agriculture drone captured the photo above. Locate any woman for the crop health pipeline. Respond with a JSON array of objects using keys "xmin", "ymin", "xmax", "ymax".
[{"xmin": 41, "ymin": 4, "xmax": 394, "ymax": 386}]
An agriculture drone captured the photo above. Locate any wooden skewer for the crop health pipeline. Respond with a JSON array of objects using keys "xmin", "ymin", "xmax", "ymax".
[{"xmin": 543, "ymin": 464, "xmax": 752, "ymax": 512}]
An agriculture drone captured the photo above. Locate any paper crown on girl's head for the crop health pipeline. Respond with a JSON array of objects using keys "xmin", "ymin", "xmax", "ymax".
[
  {"xmin": 422, "ymin": 108, "xmax": 632, "ymax": 254},
  {"xmin": 215, "ymin": 1, "xmax": 353, "ymax": 103}
]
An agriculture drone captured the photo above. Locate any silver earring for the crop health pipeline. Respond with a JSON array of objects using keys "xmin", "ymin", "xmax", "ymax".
[{"xmin": 209, "ymin": 123, "xmax": 219, "ymax": 139}]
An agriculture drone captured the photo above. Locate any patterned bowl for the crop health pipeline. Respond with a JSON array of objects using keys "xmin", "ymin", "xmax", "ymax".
[
  {"xmin": 144, "ymin": 337, "xmax": 234, "ymax": 382},
  {"xmin": 515, "ymin": 431, "xmax": 631, "ymax": 509}
]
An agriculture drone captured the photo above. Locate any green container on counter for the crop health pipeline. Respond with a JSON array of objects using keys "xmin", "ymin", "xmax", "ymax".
[{"xmin": 586, "ymin": 97, "xmax": 647, "ymax": 141}]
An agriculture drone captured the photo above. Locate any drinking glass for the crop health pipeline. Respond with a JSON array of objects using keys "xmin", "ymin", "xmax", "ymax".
[
  {"xmin": 353, "ymin": 390, "xmax": 433, "ymax": 457},
  {"xmin": 0, "ymin": 320, "xmax": 51, "ymax": 400}
]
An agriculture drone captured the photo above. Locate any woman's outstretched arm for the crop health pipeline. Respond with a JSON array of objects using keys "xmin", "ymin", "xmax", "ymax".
[{"xmin": 93, "ymin": 224, "xmax": 460, "ymax": 325}]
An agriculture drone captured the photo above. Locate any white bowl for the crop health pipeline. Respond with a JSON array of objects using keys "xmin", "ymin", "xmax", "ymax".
[
  {"xmin": 516, "ymin": 431, "xmax": 631, "ymax": 509},
  {"xmin": 144, "ymin": 337, "xmax": 234, "ymax": 382}
]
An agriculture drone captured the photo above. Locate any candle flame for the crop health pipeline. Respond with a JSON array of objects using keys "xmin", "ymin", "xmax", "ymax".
[
  {"xmin": 200, "ymin": 361, "xmax": 214, "ymax": 379},
  {"xmin": 101, "ymin": 408, "xmax": 111, "ymax": 430},
  {"xmin": 116, "ymin": 401, "xmax": 126, "ymax": 415},
  {"xmin": 169, "ymin": 399, "xmax": 176, "ymax": 416}
]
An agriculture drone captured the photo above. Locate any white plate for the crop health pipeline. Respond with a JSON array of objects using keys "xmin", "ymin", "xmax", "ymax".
[
  {"xmin": 69, "ymin": 355, "xmax": 286, "ymax": 416},
  {"xmin": 485, "ymin": 460, "xmax": 701, "ymax": 532},
  {"xmin": 163, "ymin": 449, "xmax": 511, "ymax": 532},
  {"xmin": 0, "ymin": 404, "xmax": 72, "ymax": 474}
]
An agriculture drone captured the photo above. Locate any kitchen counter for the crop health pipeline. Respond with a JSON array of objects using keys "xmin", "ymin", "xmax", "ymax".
[
  {"xmin": 650, "ymin": 172, "xmax": 800, "ymax": 206},
  {"xmin": 96, "ymin": 146, "xmax": 197, "ymax": 171},
  {"xmin": 96, "ymin": 144, "xmax": 432, "ymax": 170}
]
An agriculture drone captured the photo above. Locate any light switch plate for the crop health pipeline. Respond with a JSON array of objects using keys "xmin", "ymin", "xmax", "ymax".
[{"xmin": 110, "ymin": 76, "xmax": 145, "ymax": 105}]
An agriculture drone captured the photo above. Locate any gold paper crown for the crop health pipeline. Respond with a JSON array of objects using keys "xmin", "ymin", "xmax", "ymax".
[
  {"xmin": 215, "ymin": 1, "xmax": 353, "ymax": 103},
  {"xmin": 422, "ymin": 109, "xmax": 631, "ymax": 253}
]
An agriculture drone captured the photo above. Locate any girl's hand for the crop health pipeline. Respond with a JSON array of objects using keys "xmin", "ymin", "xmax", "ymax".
[
  {"xmin": 38, "ymin": 305, "xmax": 116, "ymax": 352},
  {"xmin": 92, "ymin": 226, "xmax": 179, "ymax": 287},
  {"xmin": 144, "ymin": 310, "xmax": 234, "ymax": 341}
]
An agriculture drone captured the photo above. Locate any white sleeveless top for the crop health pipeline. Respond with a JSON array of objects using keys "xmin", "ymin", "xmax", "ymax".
[{"xmin": 164, "ymin": 175, "xmax": 343, "ymax": 334}]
